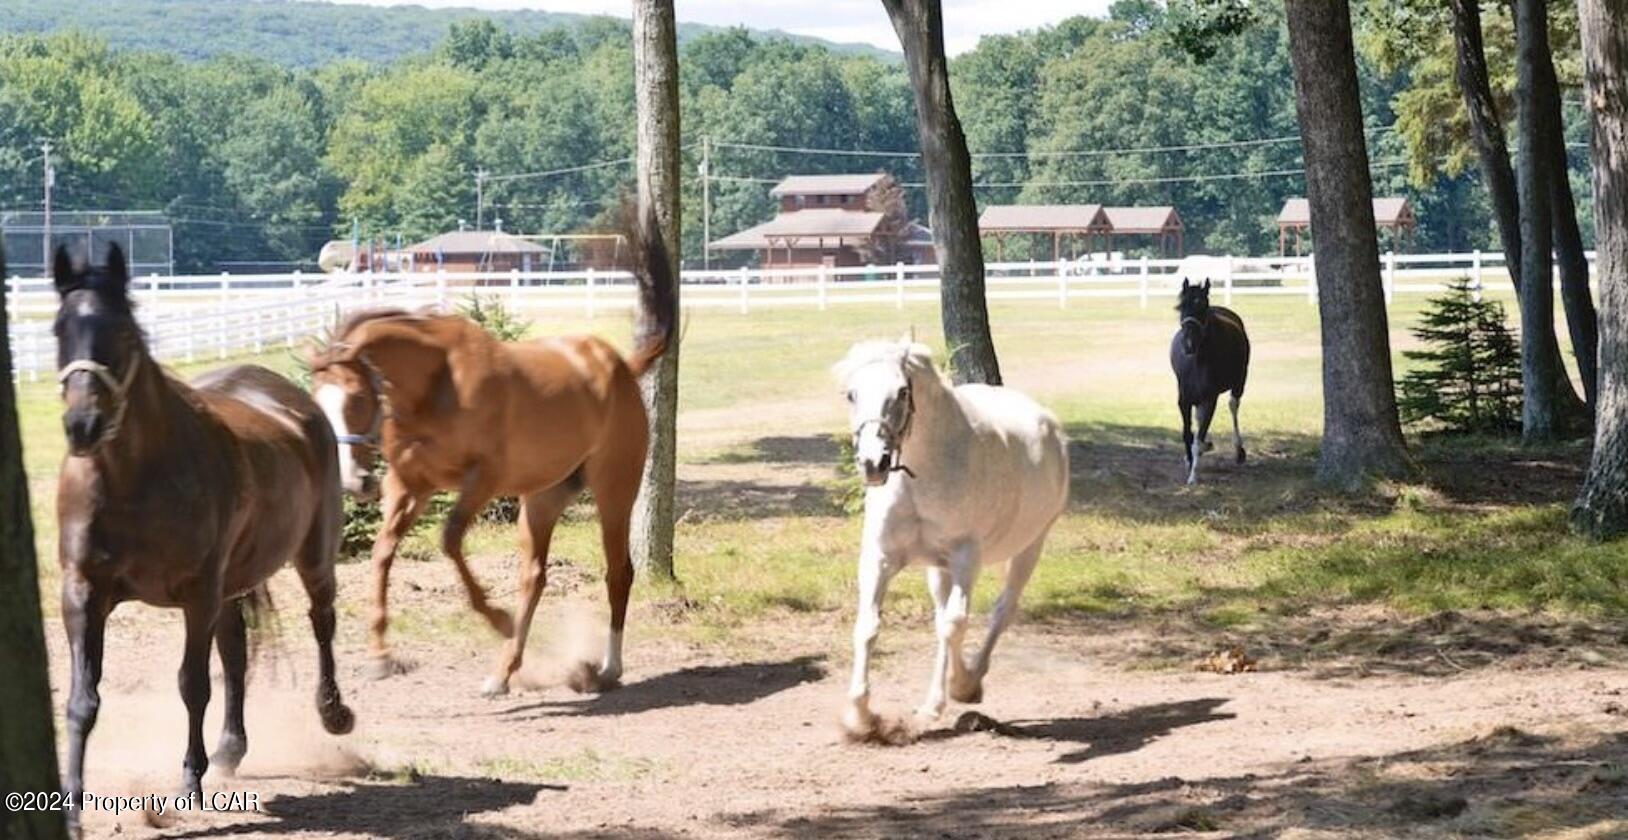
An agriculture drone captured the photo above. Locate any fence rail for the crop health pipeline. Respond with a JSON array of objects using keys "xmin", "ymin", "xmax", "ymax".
[{"xmin": 5, "ymin": 249, "xmax": 1581, "ymax": 382}]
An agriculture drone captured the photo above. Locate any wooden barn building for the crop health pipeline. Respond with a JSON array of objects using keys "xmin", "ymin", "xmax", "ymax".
[
  {"xmin": 1278, "ymin": 197, "xmax": 1416, "ymax": 255},
  {"xmin": 404, "ymin": 230, "xmax": 551, "ymax": 273},
  {"xmin": 978, "ymin": 204, "xmax": 1185, "ymax": 259},
  {"xmin": 708, "ymin": 174, "xmax": 935, "ymax": 268}
]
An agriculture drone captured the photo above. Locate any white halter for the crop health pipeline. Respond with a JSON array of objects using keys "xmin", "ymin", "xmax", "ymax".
[{"xmin": 57, "ymin": 356, "xmax": 142, "ymax": 445}]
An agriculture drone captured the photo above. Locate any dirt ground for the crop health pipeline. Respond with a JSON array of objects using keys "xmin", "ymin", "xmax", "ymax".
[{"xmin": 47, "ymin": 552, "xmax": 1628, "ymax": 840}]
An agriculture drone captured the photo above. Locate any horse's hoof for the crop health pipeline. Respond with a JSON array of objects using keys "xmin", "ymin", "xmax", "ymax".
[
  {"xmin": 1202, "ymin": 440, "xmax": 1215, "ymax": 453},
  {"xmin": 366, "ymin": 655, "xmax": 412, "ymax": 680},
  {"xmin": 950, "ymin": 678, "xmax": 984, "ymax": 705},
  {"xmin": 914, "ymin": 704, "xmax": 945, "ymax": 722},
  {"xmin": 565, "ymin": 661, "xmax": 620, "ymax": 694},
  {"xmin": 210, "ymin": 737, "xmax": 246, "ymax": 777},
  {"xmin": 1186, "ymin": 476, "xmax": 1198, "ymax": 487},
  {"xmin": 841, "ymin": 706, "xmax": 878, "ymax": 742},
  {"xmin": 319, "ymin": 702, "xmax": 356, "ymax": 735},
  {"xmin": 1236, "ymin": 447, "xmax": 1247, "ymax": 465},
  {"xmin": 480, "ymin": 675, "xmax": 511, "ymax": 698}
]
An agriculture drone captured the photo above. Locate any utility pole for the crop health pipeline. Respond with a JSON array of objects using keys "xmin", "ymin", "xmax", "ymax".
[
  {"xmin": 700, "ymin": 136, "xmax": 711, "ymax": 270},
  {"xmin": 475, "ymin": 168, "xmax": 488, "ymax": 231},
  {"xmin": 40, "ymin": 140, "xmax": 53, "ymax": 273}
]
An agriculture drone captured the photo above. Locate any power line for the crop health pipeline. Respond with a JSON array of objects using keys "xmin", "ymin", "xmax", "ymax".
[
  {"xmin": 483, "ymin": 155, "xmax": 635, "ymax": 184},
  {"xmin": 709, "ymin": 127, "xmax": 1398, "ymax": 162},
  {"xmin": 708, "ymin": 158, "xmax": 1411, "ymax": 191}
]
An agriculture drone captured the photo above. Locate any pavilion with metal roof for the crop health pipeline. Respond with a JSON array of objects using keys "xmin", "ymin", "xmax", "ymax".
[{"xmin": 1277, "ymin": 197, "xmax": 1416, "ymax": 255}]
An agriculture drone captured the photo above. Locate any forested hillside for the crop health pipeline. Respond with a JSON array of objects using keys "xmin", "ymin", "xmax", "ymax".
[
  {"xmin": 0, "ymin": 0, "xmax": 894, "ymax": 68},
  {"xmin": 0, "ymin": 3, "xmax": 1580, "ymax": 273}
]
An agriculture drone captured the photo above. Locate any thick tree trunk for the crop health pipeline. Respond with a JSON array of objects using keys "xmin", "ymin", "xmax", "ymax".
[
  {"xmin": 0, "ymin": 244, "xmax": 68, "ymax": 840},
  {"xmin": 1284, "ymin": 0, "xmax": 1410, "ymax": 487},
  {"xmin": 881, "ymin": 0, "xmax": 1002, "ymax": 385},
  {"xmin": 629, "ymin": 0, "xmax": 680, "ymax": 579},
  {"xmin": 1571, "ymin": 0, "xmax": 1628, "ymax": 538},
  {"xmin": 1514, "ymin": 0, "xmax": 1577, "ymax": 441},
  {"xmin": 1450, "ymin": 0, "xmax": 1588, "ymax": 418}
]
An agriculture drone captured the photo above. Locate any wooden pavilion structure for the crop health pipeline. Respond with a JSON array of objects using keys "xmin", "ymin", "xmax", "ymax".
[
  {"xmin": 1103, "ymin": 206, "xmax": 1184, "ymax": 257},
  {"xmin": 1277, "ymin": 197, "xmax": 1417, "ymax": 256},
  {"xmin": 978, "ymin": 204, "xmax": 1112, "ymax": 261}
]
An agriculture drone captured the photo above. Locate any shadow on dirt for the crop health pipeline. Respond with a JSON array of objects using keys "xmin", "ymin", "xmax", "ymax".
[
  {"xmin": 166, "ymin": 775, "xmax": 552, "ymax": 838},
  {"xmin": 922, "ymin": 697, "xmax": 1236, "ymax": 765},
  {"xmin": 754, "ymin": 725, "xmax": 1628, "ymax": 838},
  {"xmin": 498, "ymin": 655, "xmax": 828, "ymax": 721}
]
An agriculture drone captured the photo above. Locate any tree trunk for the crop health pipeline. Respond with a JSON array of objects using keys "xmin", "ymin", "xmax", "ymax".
[
  {"xmin": 629, "ymin": 0, "xmax": 680, "ymax": 579},
  {"xmin": 0, "ymin": 244, "xmax": 68, "ymax": 840},
  {"xmin": 881, "ymin": 0, "xmax": 1002, "ymax": 386},
  {"xmin": 1514, "ymin": 0, "xmax": 1577, "ymax": 441},
  {"xmin": 1571, "ymin": 0, "xmax": 1628, "ymax": 538},
  {"xmin": 1449, "ymin": 0, "xmax": 1588, "ymax": 419},
  {"xmin": 1284, "ymin": 0, "xmax": 1411, "ymax": 487}
]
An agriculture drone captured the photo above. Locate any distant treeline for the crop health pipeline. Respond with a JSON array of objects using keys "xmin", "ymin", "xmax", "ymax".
[{"xmin": 0, "ymin": 4, "xmax": 1571, "ymax": 272}]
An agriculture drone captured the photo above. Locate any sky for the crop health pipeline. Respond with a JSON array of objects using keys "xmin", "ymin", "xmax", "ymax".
[{"xmin": 322, "ymin": 0, "xmax": 1108, "ymax": 55}]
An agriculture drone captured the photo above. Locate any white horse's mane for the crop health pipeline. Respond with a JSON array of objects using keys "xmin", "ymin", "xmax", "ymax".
[{"xmin": 831, "ymin": 339, "xmax": 940, "ymax": 388}]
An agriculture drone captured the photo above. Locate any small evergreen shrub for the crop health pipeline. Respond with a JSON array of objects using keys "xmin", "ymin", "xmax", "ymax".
[{"xmin": 1397, "ymin": 278, "xmax": 1522, "ymax": 436}]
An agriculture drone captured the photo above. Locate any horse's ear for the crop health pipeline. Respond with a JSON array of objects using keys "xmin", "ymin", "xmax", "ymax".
[
  {"xmin": 1181, "ymin": 278, "xmax": 1190, "ymax": 291},
  {"xmin": 1203, "ymin": 278, "xmax": 1212, "ymax": 292},
  {"xmin": 53, "ymin": 245, "xmax": 80, "ymax": 296},
  {"xmin": 103, "ymin": 243, "xmax": 130, "ymax": 303}
]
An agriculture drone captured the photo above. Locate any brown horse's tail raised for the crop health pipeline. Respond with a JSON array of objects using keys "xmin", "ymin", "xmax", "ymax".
[{"xmin": 624, "ymin": 203, "xmax": 678, "ymax": 378}]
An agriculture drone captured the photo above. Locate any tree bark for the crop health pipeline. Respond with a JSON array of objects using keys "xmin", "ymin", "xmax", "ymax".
[
  {"xmin": 630, "ymin": 0, "xmax": 680, "ymax": 579},
  {"xmin": 1571, "ymin": 0, "xmax": 1628, "ymax": 538},
  {"xmin": 1449, "ymin": 0, "xmax": 1589, "ymax": 419},
  {"xmin": 0, "ymin": 244, "xmax": 68, "ymax": 840},
  {"xmin": 882, "ymin": 0, "xmax": 1002, "ymax": 385},
  {"xmin": 1284, "ymin": 0, "xmax": 1411, "ymax": 487},
  {"xmin": 1514, "ymin": 0, "xmax": 1576, "ymax": 441}
]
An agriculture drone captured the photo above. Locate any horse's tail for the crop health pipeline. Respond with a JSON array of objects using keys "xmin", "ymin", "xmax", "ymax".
[
  {"xmin": 239, "ymin": 583, "xmax": 283, "ymax": 668},
  {"xmin": 623, "ymin": 202, "xmax": 678, "ymax": 378}
]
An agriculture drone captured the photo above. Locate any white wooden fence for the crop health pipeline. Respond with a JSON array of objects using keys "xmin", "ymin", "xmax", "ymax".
[{"xmin": 3, "ymin": 249, "xmax": 1573, "ymax": 383}]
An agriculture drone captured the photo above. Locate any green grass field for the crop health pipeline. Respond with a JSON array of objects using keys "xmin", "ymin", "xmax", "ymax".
[{"xmin": 15, "ymin": 290, "xmax": 1626, "ymax": 644}]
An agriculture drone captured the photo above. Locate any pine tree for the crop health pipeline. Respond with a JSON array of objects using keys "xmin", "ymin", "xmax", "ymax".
[{"xmin": 1397, "ymin": 278, "xmax": 1524, "ymax": 435}]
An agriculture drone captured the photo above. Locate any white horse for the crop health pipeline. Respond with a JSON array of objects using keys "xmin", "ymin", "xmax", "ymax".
[{"xmin": 833, "ymin": 337, "xmax": 1070, "ymax": 738}]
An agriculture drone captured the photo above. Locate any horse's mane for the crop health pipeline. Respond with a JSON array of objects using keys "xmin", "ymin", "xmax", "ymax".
[{"xmin": 831, "ymin": 339, "xmax": 940, "ymax": 388}]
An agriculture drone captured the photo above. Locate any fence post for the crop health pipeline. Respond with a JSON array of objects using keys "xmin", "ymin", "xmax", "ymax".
[
  {"xmin": 1384, "ymin": 250, "xmax": 1396, "ymax": 305},
  {"xmin": 896, "ymin": 262, "xmax": 906, "ymax": 310},
  {"xmin": 147, "ymin": 273, "xmax": 161, "ymax": 322},
  {"xmin": 27, "ymin": 328, "xmax": 39, "ymax": 383},
  {"xmin": 738, "ymin": 266, "xmax": 749, "ymax": 315},
  {"xmin": 436, "ymin": 269, "xmax": 448, "ymax": 312},
  {"xmin": 586, "ymin": 267, "xmax": 597, "ymax": 319},
  {"xmin": 1306, "ymin": 255, "xmax": 1317, "ymax": 304},
  {"xmin": 818, "ymin": 263, "xmax": 828, "ymax": 311},
  {"xmin": 1224, "ymin": 256, "xmax": 1235, "ymax": 305},
  {"xmin": 1138, "ymin": 255, "xmax": 1150, "ymax": 309},
  {"xmin": 1471, "ymin": 249, "xmax": 1483, "ymax": 302},
  {"xmin": 218, "ymin": 273, "xmax": 230, "ymax": 360},
  {"xmin": 509, "ymin": 268, "xmax": 520, "ymax": 310}
]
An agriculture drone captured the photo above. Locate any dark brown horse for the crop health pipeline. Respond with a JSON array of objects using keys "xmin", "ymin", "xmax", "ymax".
[
  {"xmin": 53, "ymin": 245, "xmax": 352, "ymax": 832},
  {"xmin": 1171, "ymin": 278, "xmax": 1251, "ymax": 485},
  {"xmin": 306, "ymin": 210, "xmax": 676, "ymax": 696}
]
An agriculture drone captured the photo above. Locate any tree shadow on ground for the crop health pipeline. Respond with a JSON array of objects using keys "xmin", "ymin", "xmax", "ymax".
[
  {"xmin": 496, "ymin": 655, "xmax": 827, "ymax": 721},
  {"xmin": 700, "ymin": 435, "xmax": 842, "ymax": 467},
  {"xmin": 165, "ymin": 775, "xmax": 552, "ymax": 839},
  {"xmin": 675, "ymin": 477, "xmax": 845, "ymax": 520},
  {"xmin": 1063, "ymin": 421, "xmax": 1589, "ymax": 528},
  {"xmin": 1068, "ymin": 607, "xmax": 1628, "ymax": 681},
  {"xmin": 922, "ymin": 697, "xmax": 1236, "ymax": 765},
  {"xmin": 753, "ymin": 725, "xmax": 1628, "ymax": 838}
]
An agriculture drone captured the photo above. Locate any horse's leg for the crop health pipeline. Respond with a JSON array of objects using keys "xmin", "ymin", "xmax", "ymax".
[
  {"xmin": 586, "ymin": 464, "xmax": 639, "ymax": 692},
  {"xmin": 367, "ymin": 473, "xmax": 426, "ymax": 678},
  {"xmin": 61, "ymin": 574, "xmax": 111, "ymax": 834},
  {"xmin": 1179, "ymin": 398, "xmax": 1194, "ymax": 472},
  {"xmin": 923, "ymin": 542, "xmax": 979, "ymax": 717},
  {"xmin": 443, "ymin": 466, "xmax": 513, "ymax": 638},
  {"xmin": 295, "ymin": 525, "xmax": 355, "ymax": 735},
  {"xmin": 918, "ymin": 566, "xmax": 953, "ymax": 720},
  {"xmin": 178, "ymin": 598, "xmax": 220, "ymax": 801},
  {"xmin": 1230, "ymin": 389, "xmax": 1247, "ymax": 464},
  {"xmin": 482, "ymin": 481, "xmax": 574, "ymax": 697},
  {"xmin": 210, "ymin": 598, "xmax": 248, "ymax": 775},
  {"xmin": 844, "ymin": 543, "xmax": 904, "ymax": 738},
  {"xmin": 1188, "ymin": 397, "xmax": 1218, "ymax": 485},
  {"xmin": 957, "ymin": 538, "xmax": 1043, "ymax": 703}
]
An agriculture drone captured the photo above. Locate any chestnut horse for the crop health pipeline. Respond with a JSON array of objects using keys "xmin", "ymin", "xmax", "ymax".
[
  {"xmin": 53, "ymin": 245, "xmax": 352, "ymax": 832},
  {"xmin": 307, "ymin": 212, "xmax": 676, "ymax": 696}
]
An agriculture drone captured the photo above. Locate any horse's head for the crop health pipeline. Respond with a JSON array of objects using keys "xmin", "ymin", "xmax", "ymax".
[
  {"xmin": 1176, "ymin": 278, "xmax": 1212, "ymax": 355},
  {"xmin": 834, "ymin": 336, "xmax": 925, "ymax": 487},
  {"xmin": 53, "ymin": 244, "xmax": 145, "ymax": 456},
  {"xmin": 307, "ymin": 346, "xmax": 385, "ymax": 501}
]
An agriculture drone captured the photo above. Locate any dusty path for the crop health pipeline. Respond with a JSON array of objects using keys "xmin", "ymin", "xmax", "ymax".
[{"xmin": 47, "ymin": 558, "xmax": 1628, "ymax": 839}]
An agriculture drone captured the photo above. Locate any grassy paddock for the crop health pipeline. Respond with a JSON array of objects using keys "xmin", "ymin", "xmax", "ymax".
[{"xmin": 16, "ymin": 290, "xmax": 1623, "ymax": 645}]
